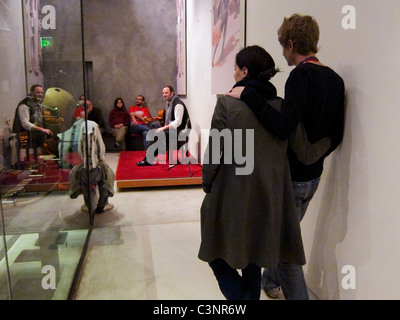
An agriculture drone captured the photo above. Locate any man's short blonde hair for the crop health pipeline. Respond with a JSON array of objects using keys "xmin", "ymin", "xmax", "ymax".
[{"xmin": 278, "ymin": 14, "xmax": 320, "ymax": 55}]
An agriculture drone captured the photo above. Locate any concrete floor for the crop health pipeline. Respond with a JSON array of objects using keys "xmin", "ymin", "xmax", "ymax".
[{"xmin": 73, "ymin": 152, "xmax": 227, "ymax": 300}]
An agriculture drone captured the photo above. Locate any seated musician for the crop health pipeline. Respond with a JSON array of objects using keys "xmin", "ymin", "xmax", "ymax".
[
  {"xmin": 12, "ymin": 84, "xmax": 53, "ymax": 165},
  {"xmin": 137, "ymin": 86, "xmax": 190, "ymax": 167},
  {"xmin": 129, "ymin": 95, "xmax": 160, "ymax": 150}
]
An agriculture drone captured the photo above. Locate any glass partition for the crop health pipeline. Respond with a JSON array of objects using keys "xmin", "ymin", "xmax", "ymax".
[{"xmin": 0, "ymin": 0, "xmax": 91, "ymax": 300}]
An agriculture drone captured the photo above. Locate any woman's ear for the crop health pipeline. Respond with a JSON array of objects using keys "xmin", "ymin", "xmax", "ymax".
[{"xmin": 242, "ymin": 67, "xmax": 249, "ymax": 78}]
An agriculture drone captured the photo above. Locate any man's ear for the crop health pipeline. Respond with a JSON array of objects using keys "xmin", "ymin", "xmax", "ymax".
[{"xmin": 288, "ymin": 40, "xmax": 294, "ymax": 51}]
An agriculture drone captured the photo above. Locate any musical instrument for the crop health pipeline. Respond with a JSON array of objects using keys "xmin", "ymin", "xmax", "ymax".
[
  {"xmin": 41, "ymin": 88, "xmax": 75, "ymax": 155},
  {"xmin": 43, "ymin": 109, "xmax": 64, "ymax": 124},
  {"xmin": 43, "ymin": 87, "xmax": 76, "ymax": 129},
  {"xmin": 143, "ymin": 110, "xmax": 165, "ymax": 125}
]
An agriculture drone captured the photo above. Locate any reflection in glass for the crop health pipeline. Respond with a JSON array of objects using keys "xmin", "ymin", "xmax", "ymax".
[{"xmin": 0, "ymin": 0, "xmax": 90, "ymax": 300}]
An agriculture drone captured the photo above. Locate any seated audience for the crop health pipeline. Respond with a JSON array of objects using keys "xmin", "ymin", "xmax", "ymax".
[
  {"xmin": 87, "ymin": 100, "xmax": 105, "ymax": 134},
  {"xmin": 109, "ymin": 98, "xmax": 130, "ymax": 151},
  {"xmin": 74, "ymin": 95, "xmax": 85, "ymax": 119},
  {"xmin": 129, "ymin": 95, "xmax": 160, "ymax": 150}
]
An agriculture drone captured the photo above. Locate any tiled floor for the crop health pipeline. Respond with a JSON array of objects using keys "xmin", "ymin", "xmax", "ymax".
[{"xmin": 73, "ymin": 153, "xmax": 314, "ymax": 300}]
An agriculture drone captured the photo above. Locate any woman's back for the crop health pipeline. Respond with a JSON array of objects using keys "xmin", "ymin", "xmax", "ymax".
[{"xmin": 199, "ymin": 95, "xmax": 305, "ymax": 269}]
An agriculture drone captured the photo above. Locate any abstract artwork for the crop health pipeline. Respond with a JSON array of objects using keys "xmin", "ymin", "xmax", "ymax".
[{"xmin": 211, "ymin": 0, "xmax": 246, "ymax": 94}]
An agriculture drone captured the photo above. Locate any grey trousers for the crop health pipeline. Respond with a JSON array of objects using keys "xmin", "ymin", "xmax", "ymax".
[{"xmin": 81, "ymin": 167, "xmax": 109, "ymax": 213}]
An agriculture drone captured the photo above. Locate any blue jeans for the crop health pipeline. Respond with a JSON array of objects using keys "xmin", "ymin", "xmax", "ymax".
[
  {"xmin": 209, "ymin": 259, "xmax": 261, "ymax": 300},
  {"xmin": 130, "ymin": 124, "xmax": 151, "ymax": 149},
  {"xmin": 261, "ymin": 177, "xmax": 320, "ymax": 300}
]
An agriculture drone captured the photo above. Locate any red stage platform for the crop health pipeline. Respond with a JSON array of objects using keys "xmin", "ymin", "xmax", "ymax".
[{"xmin": 115, "ymin": 151, "xmax": 202, "ymax": 189}]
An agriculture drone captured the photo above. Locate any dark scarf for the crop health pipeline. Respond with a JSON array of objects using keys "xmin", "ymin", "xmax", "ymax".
[{"xmin": 233, "ymin": 78, "xmax": 278, "ymax": 101}]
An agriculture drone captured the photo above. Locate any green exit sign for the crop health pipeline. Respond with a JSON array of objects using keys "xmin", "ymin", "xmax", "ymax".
[{"xmin": 41, "ymin": 37, "xmax": 53, "ymax": 48}]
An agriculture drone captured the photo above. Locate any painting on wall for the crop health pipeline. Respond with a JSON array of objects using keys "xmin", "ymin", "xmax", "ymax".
[
  {"xmin": 176, "ymin": 0, "xmax": 186, "ymax": 96},
  {"xmin": 211, "ymin": 0, "xmax": 246, "ymax": 94}
]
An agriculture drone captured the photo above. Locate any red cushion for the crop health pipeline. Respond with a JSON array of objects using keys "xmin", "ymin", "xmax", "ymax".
[{"xmin": 131, "ymin": 133, "xmax": 141, "ymax": 137}]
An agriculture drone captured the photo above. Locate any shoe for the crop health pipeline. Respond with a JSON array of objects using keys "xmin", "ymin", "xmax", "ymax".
[
  {"xmin": 95, "ymin": 203, "xmax": 114, "ymax": 214},
  {"xmin": 81, "ymin": 204, "xmax": 88, "ymax": 212},
  {"xmin": 264, "ymin": 287, "xmax": 281, "ymax": 299},
  {"xmin": 104, "ymin": 203, "xmax": 114, "ymax": 211},
  {"xmin": 137, "ymin": 158, "xmax": 152, "ymax": 166}
]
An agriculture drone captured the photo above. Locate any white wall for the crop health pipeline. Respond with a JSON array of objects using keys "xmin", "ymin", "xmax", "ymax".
[{"xmin": 185, "ymin": 0, "xmax": 400, "ymax": 299}]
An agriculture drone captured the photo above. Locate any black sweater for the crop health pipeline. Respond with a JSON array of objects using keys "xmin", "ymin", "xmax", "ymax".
[{"xmin": 241, "ymin": 63, "xmax": 345, "ymax": 181}]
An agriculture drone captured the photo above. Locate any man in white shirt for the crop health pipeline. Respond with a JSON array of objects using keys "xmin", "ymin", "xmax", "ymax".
[
  {"xmin": 137, "ymin": 86, "xmax": 190, "ymax": 166},
  {"xmin": 13, "ymin": 85, "xmax": 53, "ymax": 166}
]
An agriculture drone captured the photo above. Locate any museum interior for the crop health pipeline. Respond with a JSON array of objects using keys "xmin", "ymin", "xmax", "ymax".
[{"xmin": 2, "ymin": 0, "xmax": 400, "ymax": 301}]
